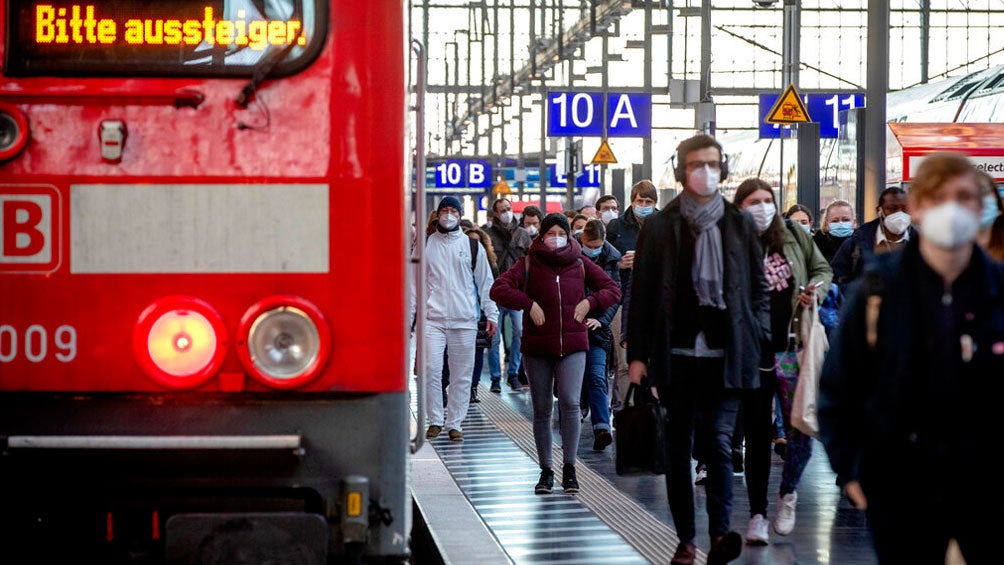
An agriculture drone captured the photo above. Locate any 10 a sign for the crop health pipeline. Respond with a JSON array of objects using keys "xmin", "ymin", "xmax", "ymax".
[
  {"xmin": 759, "ymin": 92, "xmax": 865, "ymax": 139},
  {"xmin": 547, "ymin": 92, "xmax": 651, "ymax": 137}
]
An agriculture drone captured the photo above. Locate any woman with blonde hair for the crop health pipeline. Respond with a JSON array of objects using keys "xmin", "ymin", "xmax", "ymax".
[{"xmin": 463, "ymin": 225, "xmax": 501, "ymax": 402}]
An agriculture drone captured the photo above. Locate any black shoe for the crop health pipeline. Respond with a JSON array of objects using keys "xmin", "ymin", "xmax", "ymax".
[
  {"xmin": 707, "ymin": 531, "xmax": 742, "ymax": 565},
  {"xmin": 508, "ymin": 375, "xmax": 521, "ymax": 391},
  {"xmin": 470, "ymin": 388, "xmax": 481, "ymax": 403},
  {"xmin": 534, "ymin": 467, "xmax": 554, "ymax": 494},
  {"xmin": 670, "ymin": 542, "xmax": 697, "ymax": 565},
  {"xmin": 593, "ymin": 429, "xmax": 613, "ymax": 451},
  {"xmin": 561, "ymin": 463, "xmax": 579, "ymax": 493},
  {"xmin": 490, "ymin": 379, "xmax": 502, "ymax": 393},
  {"xmin": 732, "ymin": 448, "xmax": 744, "ymax": 473},
  {"xmin": 694, "ymin": 464, "xmax": 707, "ymax": 486},
  {"xmin": 773, "ymin": 438, "xmax": 788, "ymax": 460}
]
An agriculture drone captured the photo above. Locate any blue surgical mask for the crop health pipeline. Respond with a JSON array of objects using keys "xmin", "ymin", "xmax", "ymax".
[
  {"xmin": 633, "ymin": 204, "xmax": 654, "ymax": 218},
  {"xmin": 584, "ymin": 246, "xmax": 602, "ymax": 258},
  {"xmin": 798, "ymin": 223, "xmax": 812, "ymax": 234},
  {"xmin": 829, "ymin": 221, "xmax": 853, "ymax": 238},
  {"xmin": 981, "ymin": 195, "xmax": 1000, "ymax": 229}
]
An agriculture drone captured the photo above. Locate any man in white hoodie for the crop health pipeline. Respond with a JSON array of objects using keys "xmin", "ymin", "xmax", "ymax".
[{"xmin": 414, "ymin": 196, "xmax": 499, "ymax": 442}]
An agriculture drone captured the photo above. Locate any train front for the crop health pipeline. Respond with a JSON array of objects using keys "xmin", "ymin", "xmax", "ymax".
[{"xmin": 0, "ymin": 0, "xmax": 409, "ymax": 562}]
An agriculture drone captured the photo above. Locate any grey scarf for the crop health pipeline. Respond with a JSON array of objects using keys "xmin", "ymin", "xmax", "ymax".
[{"xmin": 679, "ymin": 192, "xmax": 726, "ymax": 309}]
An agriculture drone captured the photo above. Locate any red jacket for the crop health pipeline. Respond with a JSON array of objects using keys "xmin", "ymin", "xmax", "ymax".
[{"xmin": 491, "ymin": 238, "xmax": 621, "ymax": 358}]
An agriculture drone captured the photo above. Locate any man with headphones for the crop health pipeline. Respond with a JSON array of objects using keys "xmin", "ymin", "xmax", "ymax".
[{"xmin": 627, "ymin": 134, "xmax": 771, "ymax": 564}]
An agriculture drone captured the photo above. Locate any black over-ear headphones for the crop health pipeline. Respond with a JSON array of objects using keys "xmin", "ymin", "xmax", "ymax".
[{"xmin": 672, "ymin": 141, "xmax": 729, "ymax": 184}]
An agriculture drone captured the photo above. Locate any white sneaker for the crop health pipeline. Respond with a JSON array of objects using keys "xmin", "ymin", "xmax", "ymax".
[
  {"xmin": 746, "ymin": 514, "xmax": 769, "ymax": 546},
  {"xmin": 773, "ymin": 492, "xmax": 798, "ymax": 535}
]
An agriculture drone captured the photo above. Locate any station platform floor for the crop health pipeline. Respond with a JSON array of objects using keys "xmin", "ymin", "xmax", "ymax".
[{"xmin": 410, "ymin": 376, "xmax": 965, "ymax": 565}]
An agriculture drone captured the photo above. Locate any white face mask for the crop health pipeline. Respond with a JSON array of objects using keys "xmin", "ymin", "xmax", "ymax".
[
  {"xmin": 499, "ymin": 211, "xmax": 513, "ymax": 225},
  {"xmin": 689, "ymin": 164, "xmax": 721, "ymax": 196},
  {"xmin": 525, "ymin": 225, "xmax": 539, "ymax": 237},
  {"xmin": 572, "ymin": 229, "xmax": 583, "ymax": 237},
  {"xmin": 798, "ymin": 223, "xmax": 812, "ymax": 234},
  {"xmin": 438, "ymin": 213, "xmax": 458, "ymax": 230},
  {"xmin": 882, "ymin": 210, "xmax": 912, "ymax": 235},
  {"xmin": 920, "ymin": 201, "xmax": 979, "ymax": 249},
  {"xmin": 600, "ymin": 209, "xmax": 618, "ymax": 225},
  {"xmin": 747, "ymin": 202, "xmax": 776, "ymax": 232},
  {"xmin": 545, "ymin": 235, "xmax": 568, "ymax": 249}
]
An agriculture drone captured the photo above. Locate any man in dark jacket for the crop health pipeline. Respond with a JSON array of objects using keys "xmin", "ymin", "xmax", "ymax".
[
  {"xmin": 607, "ymin": 181, "xmax": 657, "ymax": 412},
  {"xmin": 831, "ymin": 187, "xmax": 916, "ymax": 285},
  {"xmin": 627, "ymin": 134, "xmax": 770, "ymax": 565},
  {"xmin": 819, "ymin": 153, "xmax": 1004, "ymax": 564},
  {"xmin": 487, "ymin": 198, "xmax": 533, "ymax": 391}
]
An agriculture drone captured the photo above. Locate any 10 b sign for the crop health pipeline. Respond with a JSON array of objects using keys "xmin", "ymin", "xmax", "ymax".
[
  {"xmin": 433, "ymin": 159, "xmax": 492, "ymax": 189},
  {"xmin": 547, "ymin": 92, "xmax": 651, "ymax": 137}
]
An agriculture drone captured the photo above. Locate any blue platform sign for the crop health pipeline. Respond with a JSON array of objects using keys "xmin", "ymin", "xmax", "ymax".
[
  {"xmin": 759, "ymin": 92, "xmax": 864, "ymax": 139},
  {"xmin": 548, "ymin": 163, "xmax": 601, "ymax": 189},
  {"xmin": 502, "ymin": 167, "xmax": 542, "ymax": 189},
  {"xmin": 547, "ymin": 92, "xmax": 651, "ymax": 137},
  {"xmin": 423, "ymin": 159, "xmax": 493, "ymax": 194}
]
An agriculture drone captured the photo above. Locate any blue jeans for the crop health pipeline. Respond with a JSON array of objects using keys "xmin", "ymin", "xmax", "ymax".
[
  {"xmin": 487, "ymin": 334, "xmax": 502, "ymax": 381},
  {"xmin": 472, "ymin": 345, "xmax": 485, "ymax": 388},
  {"xmin": 584, "ymin": 344, "xmax": 611, "ymax": 431},
  {"xmin": 659, "ymin": 355, "xmax": 741, "ymax": 543},
  {"xmin": 499, "ymin": 307, "xmax": 523, "ymax": 377}
]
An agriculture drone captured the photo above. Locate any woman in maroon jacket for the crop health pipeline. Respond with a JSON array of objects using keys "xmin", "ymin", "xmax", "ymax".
[{"xmin": 491, "ymin": 213, "xmax": 621, "ymax": 495}]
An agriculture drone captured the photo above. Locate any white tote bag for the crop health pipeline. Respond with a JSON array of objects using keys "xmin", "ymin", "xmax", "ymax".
[{"xmin": 792, "ymin": 301, "xmax": 828, "ymax": 438}]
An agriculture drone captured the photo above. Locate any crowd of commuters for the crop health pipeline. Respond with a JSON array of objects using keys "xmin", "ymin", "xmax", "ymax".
[{"xmin": 411, "ymin": 133, "xmax": 1004, "ymax": 564}]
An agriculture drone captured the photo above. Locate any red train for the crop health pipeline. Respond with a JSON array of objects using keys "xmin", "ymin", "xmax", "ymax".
[{"xmin": 0, "ymin": 0, "xmax": 410, "ymax": 562}]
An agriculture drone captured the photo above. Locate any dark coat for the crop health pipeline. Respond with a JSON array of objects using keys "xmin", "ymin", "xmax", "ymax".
[
  {"xmin": 488, "ymin": 218, "xmax": 532, "ymax": 274},
  {"xmin": 608, "ymin": 207, "xmax": 655, "ymax": 295},
  {"xmin": 812, "ymin": 230, "xmax": 850, "ymax": 264},
  {"xmin": 819, "ymin": 239, "xmax": 1004, "ymax": 489},
  {"xmin": 626, "ymin": 196, "xmax": 771, "ymax": 389},
  {"xmin": 491, "ymin": 238, "xmax": 621, "ymax": 358},
  {"xmin": 831, "ymin": 218, "xmax": 918, "ymax": 285},
  {"xmin": 581, "ymin": 239, "xmax": 622, "ymax": 349}
]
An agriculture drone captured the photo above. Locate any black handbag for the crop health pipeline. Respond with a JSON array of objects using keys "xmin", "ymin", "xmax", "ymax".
[
  {"xmin": 614, "ymin": 383, "xmax": 668, "ymax": 475},
  {"xmin": 475, "ymin": 311, "xmax": 491, "ymax": 349}
]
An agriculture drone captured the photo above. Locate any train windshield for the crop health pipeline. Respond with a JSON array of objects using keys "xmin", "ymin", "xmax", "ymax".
[{"xmin": 4, "ymin": 0, "xmax": 326, "ymax": 77}]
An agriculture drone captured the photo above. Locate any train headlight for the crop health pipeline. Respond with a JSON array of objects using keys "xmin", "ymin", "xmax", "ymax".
[
  {"xmin": 133, "ymin": 296, "xmax": 227, "ymax": 389},
  {"xmin": 0, "ymin": 102, "xmax": 29, "ymax": 162},
  {"xmin": 238, "ymin": 296, "xmax": 330, "ymax": 389}
]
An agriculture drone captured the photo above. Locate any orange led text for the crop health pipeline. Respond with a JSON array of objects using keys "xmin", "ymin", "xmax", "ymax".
[{"xmin": 34, "ymin": 5, "xmax": 306, "ymax": 50}]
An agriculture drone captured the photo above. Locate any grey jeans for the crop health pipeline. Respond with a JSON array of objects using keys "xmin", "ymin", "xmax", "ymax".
[{"xmin": 523, "ymin": 352, "xmax": 587, "ymax": 469}]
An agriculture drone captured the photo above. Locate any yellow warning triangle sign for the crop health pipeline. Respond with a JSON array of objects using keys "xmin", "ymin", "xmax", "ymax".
[
  {"xmin": 492, "ymin": 178, "xmax": 511, "ymax": 195},
  {"xmin": 591, "ymin": 139, "xmax": 617, "ymax": 165},
  {"xmin": 764, "ymin": 84, "xmax": 811, "ymax": 124}
]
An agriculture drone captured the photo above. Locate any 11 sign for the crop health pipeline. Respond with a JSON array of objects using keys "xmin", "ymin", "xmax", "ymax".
[
  {"xmin": 547, "ymin": 92, "xmax": 651, "ymax": 137},
  {"xmin": 759, "ymin": 92, "xmax": 865, "ymax": 139}
]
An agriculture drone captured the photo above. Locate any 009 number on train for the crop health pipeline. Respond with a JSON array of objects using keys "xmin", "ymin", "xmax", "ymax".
[{"xmin": 0, "ymin": 324, "xmax": 77, "ymax": 363}]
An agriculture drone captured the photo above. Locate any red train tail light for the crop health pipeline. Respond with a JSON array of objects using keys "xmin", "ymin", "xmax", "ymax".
[
  {"xmin": 133, "ymin": 296, "xmax": 227, "ymax": 389},
  {"xmin": 237, "ymin": 296, "xmax": 330, "ymax": 389}
]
